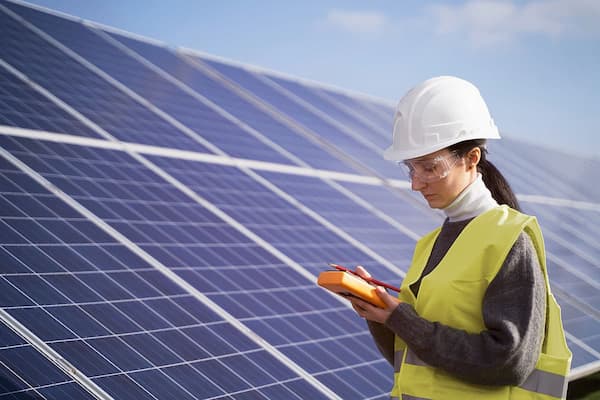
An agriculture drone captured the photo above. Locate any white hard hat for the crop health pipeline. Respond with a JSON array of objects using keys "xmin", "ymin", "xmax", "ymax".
[{"xmin": 383, "ymin": 76, "xmax": 500, "ymax": 161}]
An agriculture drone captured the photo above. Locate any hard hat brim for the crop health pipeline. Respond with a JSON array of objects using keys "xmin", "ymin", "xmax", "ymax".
[{"xmin": 383, "ymin": 130, "xmax": 501, "ymax": 161}]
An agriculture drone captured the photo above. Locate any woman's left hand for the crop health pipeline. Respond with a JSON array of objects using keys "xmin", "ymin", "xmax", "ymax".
[{"xmin": 349, "ymin": 286, "xmax": 401, "ymax": 324}]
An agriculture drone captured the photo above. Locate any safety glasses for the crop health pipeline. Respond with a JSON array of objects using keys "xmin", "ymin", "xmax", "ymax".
[{"xmin": 399, "ymin": 152, "xmax": 461, "ymax": 183}]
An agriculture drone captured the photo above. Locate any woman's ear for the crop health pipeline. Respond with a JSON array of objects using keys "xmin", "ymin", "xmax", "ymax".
[{"xmin": 467, "ymin": 147, "xmax": 481, "ymax": 169}]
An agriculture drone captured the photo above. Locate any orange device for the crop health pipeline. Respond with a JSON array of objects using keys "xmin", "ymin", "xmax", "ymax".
[
  {"xmin": 318, "ymin": 269, "xmax": 388, "ymax": 308},
  {"xmin": 328, "ymin": 264, "xmax": 401, "ymax": 292}
]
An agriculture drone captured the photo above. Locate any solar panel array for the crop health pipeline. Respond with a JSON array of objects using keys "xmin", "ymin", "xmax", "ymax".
[{"xmin": 0, "ymin": 1, "xmax": 598, "ymax": 398}]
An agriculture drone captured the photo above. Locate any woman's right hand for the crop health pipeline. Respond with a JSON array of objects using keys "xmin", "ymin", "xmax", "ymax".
[
  {"xmin": 350, "ymin": 265, "xmax": 372, "ymax": 317},
  {"xmin": 350, "ymin": 265, "xmax": 400, "ymax": 324}
]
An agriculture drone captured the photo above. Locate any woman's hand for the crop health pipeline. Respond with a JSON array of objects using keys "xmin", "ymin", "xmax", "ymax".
[{"xmin": 349, "ymin": 266, "xmax": 401, "ymax": 324}]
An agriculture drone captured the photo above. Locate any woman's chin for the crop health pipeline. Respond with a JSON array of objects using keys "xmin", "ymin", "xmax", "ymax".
[{"xmin": 425, "ymin": 197, "xmax": 451, "ymax": 210}]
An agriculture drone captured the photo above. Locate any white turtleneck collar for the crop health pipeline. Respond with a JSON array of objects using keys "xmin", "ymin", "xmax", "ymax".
[{"xmin": 443, "ymin": 173, "xmax": 499, "ymax": 222}]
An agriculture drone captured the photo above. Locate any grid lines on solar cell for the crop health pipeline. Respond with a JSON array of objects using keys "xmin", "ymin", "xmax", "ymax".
[
  {"xmin": 146, "ymin": 156, "xmax": 395, "ymax": 398},
  {"xmin": 338, "ymin": 181, "xmax": 441, "ymax": 236},
  {"xmin": 486, "ymin": 138, "xmax": 600, "ymax": 206},
  {"xmin": 533, "ymin": 205, "xmax": 600, "ymax": 274},
  {"xmin": 0, "ymin": 135, "xmax": 333, "ymax": 400},
  {"xmin": 106, "ymin": 32, "xmax": 358, "ymax": 174},
  {"xmin": 315, "ymin": 88, "xmax": 395, "ymax": 142},
  {"xmin": 255, "ymin": 170, "xmax": 418, "ymax": 281},
  {"xmin": 263, "ymin": 73, "xmax": 392, "ymax": 150},
  {"xmin": 553, "ymin": 292, "xmax": 600, "ymax": 371},
  {"xmin": 5, "ymin": 136, "xmax": 398, "ymax": 398},
  {"xmin": 199, "ymin": 57, "xmax": 399, "ymax": 178},
  {"xmin": 514, "ymin": 201, "xmax": 600, "ymax": 363},
  {"xmin": 518, "ymin": 204, "xmax": 600, "ymax": 317},
  {"xmin": 0, "ymin": 4, "xmax": 211, "ymax": 153},
  {"xmin": 0, "ymin": 321, "xmax": 98, "ymax": 400},
  {"xmin": 149, "ymin": 156, "xmax": 384, "ymax": 276},
  {"xmin": 491, "ymin": 140, "xmax": 589, "ymax": 202},
  {"xmin": 0, "ymin": 64, "xmax": 102, "ymax": 139}
]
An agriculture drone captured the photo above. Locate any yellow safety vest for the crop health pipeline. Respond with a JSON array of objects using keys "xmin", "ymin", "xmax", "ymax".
[{"xmin": 391, "ymin": 206, "xmax": 571, "ymax": 400}]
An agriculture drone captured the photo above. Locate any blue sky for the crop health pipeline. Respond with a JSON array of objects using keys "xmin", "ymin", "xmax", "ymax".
[{"xmin": 21, "ymin": 0, "xmax": 600, "ymax": 159}]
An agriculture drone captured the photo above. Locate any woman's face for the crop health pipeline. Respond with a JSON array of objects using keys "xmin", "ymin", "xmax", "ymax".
[{"xmin": 406, "ymin": 148, "xmax": 479, "ymax": 209}]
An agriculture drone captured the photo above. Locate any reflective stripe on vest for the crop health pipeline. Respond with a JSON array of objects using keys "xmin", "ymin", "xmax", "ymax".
[
  {"xmin": 390, "ymin": 206, "xmax": 571, "ymax": 399},
  {"xmin": 519, "ymin": 369, "xmax": 568, "ymax": 398},
  {"xmin": 401, "ymin": 348, "xmax": 568, "ymax": 398},
  {"xmin": 394, "ymin": 349, "xmax": 403, "ymax": 373},
  {"xmin": 404, "ymin": 348, "xmax": 427, "ymax": 367}
]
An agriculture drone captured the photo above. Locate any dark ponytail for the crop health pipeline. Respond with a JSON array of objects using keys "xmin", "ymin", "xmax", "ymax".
[{"xmin": 448, "ymin": 139, "xmax": 521, "ymax": 211}]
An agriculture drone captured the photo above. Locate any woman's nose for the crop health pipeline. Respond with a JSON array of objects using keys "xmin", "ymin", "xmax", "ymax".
[{"xmin": 411, "ymin": 176, "xmax": 426, "ymax": 191}]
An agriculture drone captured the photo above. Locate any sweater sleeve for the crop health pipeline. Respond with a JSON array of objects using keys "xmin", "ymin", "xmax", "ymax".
[
  {"xmin": 366, "ymin": 320, "xmax": 395, "ymax": 367},
  {"xmin": 383, "ymin": 232, "xmax": 546, "ymax": 386}
]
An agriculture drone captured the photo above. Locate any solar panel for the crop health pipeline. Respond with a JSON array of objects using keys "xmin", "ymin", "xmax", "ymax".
[
  {"xmin": 189, "ymin": 55, "xmax": 400, "ymax": 179},
  {"xmin": 252, "ymin": 170, "xmax": 421, "ymax": 274},
  {"xmin": 106, "ymin": 31, "xmax": 358, "ymax": 174},
  {"xmin": 256, "ymin": 72, "xmax": 392, "ymax": 149},
  {"xmin": 0, "ymin": 63, "xmax": 102, "ymax": 138},
  {"xmin": 498, "ymin": 138, "xmax": 600, "ymax": 203},
  {"xmin": 311, "ymin": 88, "xmax": 396, "ymax": 142},
  {"xmin": 6, "ymin": 2, "xmax": 301, "ymax": 167},
  {"xmin": 0, "ymin": 3, "xmax": 212, "ymax": 153},
  {"xmin": 0, "ymin": 135, "xmax": 338, "ymax": 399},
  {"xmin": 1, "ymin": 134, "xmax": 397, "ymax": 397},
  {"xmin": 0, "ymin": 316, "xmax": 99, "ymax": 399},
  {"xmin": 0, "ymin": 0, "xmax": 599, "ymax": 398},
  {"xmin": 3, "ymin": 130, "xmax": 398, "ymax": 398}
]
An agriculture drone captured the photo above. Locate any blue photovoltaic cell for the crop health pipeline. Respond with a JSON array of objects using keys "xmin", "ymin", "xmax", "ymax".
[
  {"xmin": 0, "ymin": 136, "xmax": 333, "ymax": 399},
  {"xmin": 199, "ymin": 56, "xmax": 399, "ymax": 178},
  {"xmin": 567, "ymin": 337, "xmax": 600, "ymax": 371},
  {"xmin": 551, "ymin": 157, "xmax": 600, "ymax": 203},
  {"xmin": 1, "ymin": 135, "xmax": 392, "ymax": 399},
  {"xmin": 533, "ymin": 206, "xmax": 600, "ymax": 273},
  {"xmin": 0, "ymin": 4, "xmax": 211, "ymax": 153},
  {"xmin": 518, "ymin": 202, "xmax": 600, "ymax": 353},
  {"xmin": 490, "ymin": 140, "xmax": 595, "ymax": 202},
  {"xmin": 355, "ymin": 100, "xmax": 397, "ymax": 136},
  {"xmin": 106, "ymin": 32, "xmax": 357, "ymax": 174},
  {"xmin": 0, "ymin": 65, "xmax": 101, "ymax": 138},
  {"xmin": 261, "ymin": 73, "xmax": 392, "ymax": 150},
  {"xmin": 525, "ymin": 207, "xmax": 600, "ymax": 313},
  {"xmin": 145, "ymin": 156, "xmax": 394, "ymax": 399},
  {"xmin": 555, "ymin": 291, "xmax": 600, "ymax": 368},
  {"xmin": 0, "ymin": 321, "xmax": 98, "ymax": 400},
  {"xmin": 315, "ymin": 88, "xmax": 395, "ymax": 142},
  {"xmin": 150, "ymin": 156, "xmax": 386, "ymax": 275},
  {"xmin": 337, "ymin": 181, "xmax": 442, "ymax": 237},
  {"xmin": 495, "ymin": 138, "xmax": 600, "ymax": 203},
  {"xmin": 255, "ymin": 170, "xmax": 420, "ymax": 280},
  {"xmin": 4, "ymin": 2, "xmax": 293, "ymax": 166}
]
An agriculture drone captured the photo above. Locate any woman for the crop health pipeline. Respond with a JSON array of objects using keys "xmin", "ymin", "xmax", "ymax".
[{"xmin": 349, "ymin": 76, "xmax": 571, "ymax": 399}]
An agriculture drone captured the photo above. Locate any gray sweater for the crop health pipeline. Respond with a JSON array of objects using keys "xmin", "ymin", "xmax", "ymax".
[{"xmin": 367, "ymin": 217, "xmax": 546, "ymax": 386}]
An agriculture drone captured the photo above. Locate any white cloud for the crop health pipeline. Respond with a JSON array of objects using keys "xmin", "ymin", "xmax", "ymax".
[
  {"xmin": 324, "ymin": 9, "xmax": 388, "ymax": 35},
  {"xmin": 426, "ymin": 0, "xmax": 600, "ymax": 46}
]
